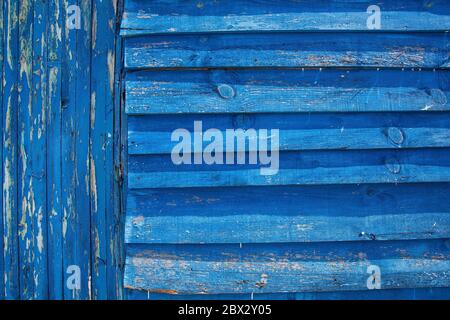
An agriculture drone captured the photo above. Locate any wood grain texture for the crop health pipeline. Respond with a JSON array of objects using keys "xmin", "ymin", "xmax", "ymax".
[
  {"xmin": 126, "ymin": 183, "xmax": 450, "ymax": 244},
  {"xmin": 47, "ymin": 0, "xmax": 64, "ymax": 300},
  {"xmin": 2, "ymin": 0, "xmax": 20, "ymax": 300},
  {"xmin": 124, "ymin": 239, "xmax": 450, "ymax": 294},
  {"xmin": 128, "ymin": 112, "xmax": 450, "ymax": 154},
  {"xmin": 128, "ymin": 148, "xmax": 450, "ymax": 188},
  {"xmin": 121, "ymin": 0, "xmax": 450, "ymax": 299},
  {"xmin": 127, "ymin": 287, "xmax": 450, "ymax": 300},
  {"xmin": 90, "ymin": 0, "xmax": 119, "ymax": 300},
  {"xmin": 0, "ymin": 0, "xmax": 4, "ymax": 300},
  {"xmin": 113, "ymin": 0, "xmax": 126, "ymax": 300},
  {"xmin": 125, "ymin": 69, "xmax": 450, "ymax": 114},
  {"xmin": 121, "ymin": 0, "xmax": 450, "ymax": 35},
  {"xmin": 124, "ymin": 32, "xmax": 450, "ymax": 69},
  {"xmin": 61, "ymin": 0, "xmax": 93, "ymax": 300},
  {"xmin": 1, "ymin": 0, "xmax": 124, "ymax": 300}
]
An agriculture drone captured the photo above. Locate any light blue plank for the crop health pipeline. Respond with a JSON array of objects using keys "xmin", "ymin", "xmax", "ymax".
[
  {"xmin": 124, "ymin": 32, "xmax": 450, "ymax": 69},
  {"xmin": 125, "ymin": 69, "xmax": 450, "ymax": 114},
  {"xmin": 124, "ymin": 239, "xmax": 450, "ymax": 294},
  {"xmin": 128, "ymin": 148, "xmax": 450, "ymax": 188},
  {"xmin": 2, "ymin": 0, "xmax": 20, "ymax": 300},
  {"xmin": 128, "ymin": 112, "xmax": 450, "ymax": 154},
  {"xmin": 121, "ymin": 0, "xmax": 450, "ymax": 35},
  {"xmin": 47, "ymin": 0, "xmax": 64, "ymax": 300},
  {"xmin": 125, "ymin": 183, "xmax": 450, "ymax": 244}
]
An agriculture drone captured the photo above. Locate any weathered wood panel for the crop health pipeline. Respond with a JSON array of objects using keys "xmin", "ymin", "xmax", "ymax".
[
  {"xmin": 0, "ymin": 0, "xmax": 4, "ymax": 300},
  {"xmin": 125, "ymin": 70, "xmax": 450, "ymax": 114},
  {"xmin": 126, "ymin": 183, "xmax": 450, "ymax": 244},
  {"xmin": 124, "ymin": 32, "xmax": 450, "ymax": 69},
  {"xmin": 1, "ymin": 0, "xmax": 124, "ymax": 300},
  {"xmin": 122, "ymin": 1, "xmax": 450, "ymax": 300},
  {"xmin": 61, "ymin": 0, "xmax": 93, "ymax": 300},
  {"xmin": 47, "ymin": 0, "xmax": 64, "ymax": 300},
  {"xmin": 124, "ymin": 240, "xmax": 450, "ymax": 294},
  {"xmin": 128, "ymin": 148, "xmax": 450, "ymax": 188},
  {"xmin": 128, "ymin": 113, "xmax": 450, "ymax": 154},
  {"xmin": 2, "ymin": 0, "xmax": 21, "ymax": 300},
  {"xmin": 127, "ymin": 287, "xmax": 450, "ymax": 300},
  {"xmin": 90, "ymin": 0, "xmax": 120, "ymax": 300},
  {"xmin": 121, "ymin": 0, "xmax": 450, "ymax": 35}
]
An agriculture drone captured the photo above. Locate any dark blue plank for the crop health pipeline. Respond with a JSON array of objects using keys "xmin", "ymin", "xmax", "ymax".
[
  {"xmin": 122, "ymin": 0, "xmax": 450, "ymax": 35},
  {"xmin": 113, "ymin": 0, "xmax": 126, "ymax": 300},
  {"xmin": 124, "ymin": 239, "xmax": 450, "ymax": 294},
  {"xmin": 125, "ymin": 69, "xmax": 450, "ymax": 114},
  {"xmin": 124, "ymin": 32, "xmax": 450, "ymax": 69},
  {"xmin": 2, "ymin": 0, "xmax": 20, "ymax": 300},
  {"xmin": 61, "ymin": 0, "xmax": 92, "ymax": 300},
  {"xmin": 126, "ymin": 183, "xmax": 450, "ymax": 244}
]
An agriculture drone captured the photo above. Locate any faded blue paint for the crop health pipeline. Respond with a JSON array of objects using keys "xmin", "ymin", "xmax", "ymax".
[
  {"xmin": 1, "ymin": 0, "xmax": 123, "ymax": 299},
  {"xmin": 1, "ymin": 0, "xmax": 449, "ymax": 300},
  {"xmin": 122, "ymin": 0, "xmax": 450, "ymax": 300}
]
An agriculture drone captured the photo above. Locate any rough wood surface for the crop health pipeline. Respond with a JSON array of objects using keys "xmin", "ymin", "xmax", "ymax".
[
  {"xmin": 122, "ymin": 1, "xmax": 450, "ymax": 300},
  {"xmin": 124, "ymin": 240, "xmax": 450, "ymax": 294},
  {"xmin": 125, "ymin": 70, "xmax": 450, "ymax": 114},
  {"xmin": 124, "ymin": 32, "xmax": 450, "ymax": 69},
  {"xmin": 126, "ymin": 183, "xmax": 450, "ymax": 243}
]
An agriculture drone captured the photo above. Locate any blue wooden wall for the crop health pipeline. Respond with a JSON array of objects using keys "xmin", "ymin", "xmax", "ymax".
[
  {"xmin": 1, "ymin": 0, "xmax": 450, "ymax": 300},
  {"xmin": 121, "ymin": 0, "xmax": 450, "ymax": 299},
  {"xmin": 1, "ymin": 0, "xmax": 124, "ymax": 299}
]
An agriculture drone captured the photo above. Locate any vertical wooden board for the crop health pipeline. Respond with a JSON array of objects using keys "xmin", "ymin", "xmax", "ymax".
[
  {"xmin": 2, "ymin": 0, "xmax": 20, "ymax": 300},
  {"xmin": 61, "ymin": 0, "xmax": 77, "ymax": 299},
  {"xmin": 90, "ymin": 0, "xmax": 118, "ymax": 299},
  {"xmin": 28, "ymin": 0, "xmax": 49, "ymax": 299},
  {"xmin": 0, "ymin": 0, "xmax": 5, "ymax": 300},
  {"xmin": 47, "ymin": 0, "xmax": 64, "ymax": 300},
  {"xmin": 61, "ymin": 0, "xmax": 92, "ymax": 300},
  {"xmin": 113, "ymin": 0, "xmax": 126, "ymax": 299}
]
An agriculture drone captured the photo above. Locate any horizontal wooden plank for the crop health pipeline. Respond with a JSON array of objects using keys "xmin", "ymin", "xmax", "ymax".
[
  {"xmin": 125, "ymin": 69, "xmax": 450, "ymax": 114},
  {"xmin": 128, "ymin": 148, "xmax": 450, "ymax": 188},
  {"xmin": 128, "ymin": 112, "xmax": 450, "ymax": 154},
  {"xmin": 127, "ymin": 287, "xmax": 450, "ymax": 300},
  {"xmin": 126, "ymin": 183, "xmax": 450, "ymax": 243},
  {"xmin": 121, "ymin": 0, "xmax": 450, "ymax": 35},
  {"xmin": 124, "ymin": 239, "xmax": 450, "ymax": 294},
  {"xmin": 124, "ymin": 32, "xmax": 450, "ymax": 69}
]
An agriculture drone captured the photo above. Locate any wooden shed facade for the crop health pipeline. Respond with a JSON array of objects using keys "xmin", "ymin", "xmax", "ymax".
[{"xmin": 1, "ymin": 0, "xmax": 450, "ymax": 299}]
